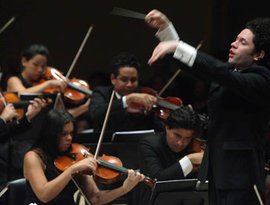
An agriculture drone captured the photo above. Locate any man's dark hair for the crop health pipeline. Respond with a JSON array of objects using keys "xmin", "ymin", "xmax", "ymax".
[
  {"xmin": 21, "ymin": 43, "xmax": 49, "ymax": 61},
  {"xmin": 164, "ymin": 105, "xmax": 204, "ymax": 134},
  {"xmin": 110, "ymin": 52, "xmax": 141, "ymax": 76},
  {"xmin": 246, "ymin": 17, "xmax": 270, "ymax": 68}
]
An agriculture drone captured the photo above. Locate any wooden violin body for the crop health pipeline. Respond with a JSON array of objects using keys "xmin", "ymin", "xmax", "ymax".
[
  {"xmin": 54, "ymin": 143, "xmax": 156, "ymax": 187},
  {"xmin": 127, "ymin": 86, "xmax": 183, "ymax": 120},
  {"xmin": 33, "ymin": 67, "xmax": 92, "ymax": 105},
  {"xmin": 0, "ymin": 92, "xmax": 30, "ymax": 119}
]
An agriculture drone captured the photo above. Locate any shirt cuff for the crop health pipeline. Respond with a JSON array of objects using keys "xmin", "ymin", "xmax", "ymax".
[
  {"xmin": 173, "ymin": 41, "xmax": 197, "ymax": 67},
  {"xmin": 122, "ymin": 96, "xmax": 128, "ymax": 108},
  {"xmin": 155, "ymin": 22, "xmax": 179, "ymax": 41},
  {"xmin": 179, "ymin": 156, "xmax": 193, "ymax": 177}
]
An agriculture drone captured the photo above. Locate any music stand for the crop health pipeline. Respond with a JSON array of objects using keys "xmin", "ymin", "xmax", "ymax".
[
  {"xmin": 151, "ymin": 179, "xmax": 207, "ymax": 205},
  {"xmin": 111, "ymin": 129, "xmax": 155, "ymax": 142},
  {"xmin": 75, "ymin": 131, "xmax": 112, "ymax": 144}
]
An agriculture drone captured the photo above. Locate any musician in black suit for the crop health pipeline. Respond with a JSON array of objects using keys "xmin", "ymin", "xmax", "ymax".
[
  {"xmin": 89, "ymin": 52, "xmax": 163, "ymax": 132},
  {"xmin": 0, "ymin": 98, "xmax": 45, "ymax": 204},
  {"xmin": 145, "ymin": 9, "xmax": 270, "ymax": 205},
  {"xmin": 138, "ymin": 105, "xmax": 205, "ymax": 204}
]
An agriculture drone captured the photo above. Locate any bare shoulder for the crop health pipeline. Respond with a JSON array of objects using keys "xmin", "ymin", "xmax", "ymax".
[
  {"xmin": 24, "ymin": 150, "xmax": 43, "ymax": 166},
  {"xmin": 7, "ymin": 75, "xmax": 27, "ymax": 92},
  {"xmin": 7, "ymin": 76, "xmax": 21, "ymax": 83},
  {"xmin": 24, "ymin": 151, "xmax": 40, "ymax": 161}
]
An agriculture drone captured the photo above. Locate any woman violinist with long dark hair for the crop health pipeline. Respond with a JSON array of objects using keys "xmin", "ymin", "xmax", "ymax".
[{"xmin": 23, "ymin": 108, "xmax": 144, "ymax": 205}]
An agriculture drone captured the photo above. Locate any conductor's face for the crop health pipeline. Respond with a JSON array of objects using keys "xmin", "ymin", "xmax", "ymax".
[
  {"xmin": 228, "ymin": 28, "xmax": 261, "ymax": 69},
  {"xmin": 111, "ymin": 67, "xmax": 139, "ymax": 96},
  {"xmin": 165, "ymin": 126, "xmax": 194, "ymax": 153}
]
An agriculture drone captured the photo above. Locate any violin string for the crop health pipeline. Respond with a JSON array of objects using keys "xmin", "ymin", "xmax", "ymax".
[
  {"xmin": 65, "ymin": 24, "xmax": 94, "ymax": 79},
  {"xmin": 94, "ymin": 90, "xmax": 115, "ymax": 159}
]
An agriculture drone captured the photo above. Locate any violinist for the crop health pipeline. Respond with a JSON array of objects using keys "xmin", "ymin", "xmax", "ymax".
[
  {"xmin": 6, "ymin": 44, "xmax": 90, "ymax": 118},
  {"xmin": 138, "ymin": 105, "xmax": 205, "ymax": 205},
  {"xmin": 89, "ymin": 52, "xmax": 164, "ymax": 132},
  {"xmin": 23, "ymin": 108, "xmax": 144, "ymax": 205},
  {"xmin": 0, "ymin": 97, "xmax": 46, "ymax": 204}
]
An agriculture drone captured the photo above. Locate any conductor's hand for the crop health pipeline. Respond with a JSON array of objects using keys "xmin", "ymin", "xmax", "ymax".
[
  {"xmin": 148, "ymin": 40, "xmax": 179, "ymax": 65},
  {"xmin": 145, "ymin": 9, "xmax": 170, "ymax": 30}
]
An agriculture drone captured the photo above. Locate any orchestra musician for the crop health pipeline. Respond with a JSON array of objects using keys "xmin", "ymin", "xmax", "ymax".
[
  {"xmin": 138, "ymin": 105, "xmax": 205, "ymax": 205},
  {"xmin": 6, "ymin": 43, "xmax": 90, "ymax": 118},
  {"xmin": 0, "ymin": 97, "xmax": 46, "ymax": 204},
  {"xmin": 145, "ymin": 9, "xmax": 270, "ymax": 205},
  {"xmin": 89, "ymin": 52, "xmax": 164, "ymax": 132},
  {"xmin": 23, "ymin": 108, "xmax": 144, "ymax": 205}
]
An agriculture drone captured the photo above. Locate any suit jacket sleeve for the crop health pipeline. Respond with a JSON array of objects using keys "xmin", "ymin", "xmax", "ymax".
[
  {"xmin": 173, "ymin": 52, "xmax": 270, "ymax": 106},
  {"xmin": 139, "ymin": 134, "xmax": 185, "ymax": 181},
  {"xmin": 0, "ymin": 115, "xmax": 31, "ymax": 140},
  {"xmin": 89, "ymin": 86, "xmax": 126, "ymax": 128}
]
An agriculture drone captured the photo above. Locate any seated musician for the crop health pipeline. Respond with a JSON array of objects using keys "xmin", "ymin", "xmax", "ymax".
[
  {"xmin": 6, "ymin": 44, "xmax": 90, "ymax": 118},
  {"xmin": 89, "ymin": 52, "xmax": 164, "ymax": 132},
  {"xmin": 0, "ymin": 97, "xmax": 46, "ymax": 204},
  {"xmin": 138, "ymin": 105, "xmax": 205, "ymax": 204},
  {"xmin": 23, "ymin": 108, "xmax": 145, "ymax": 205}
]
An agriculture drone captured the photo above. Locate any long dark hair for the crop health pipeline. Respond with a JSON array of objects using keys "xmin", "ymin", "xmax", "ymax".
[{"xmin": 32, "ymin": 109, "xmax": 75, "ymax": 159}]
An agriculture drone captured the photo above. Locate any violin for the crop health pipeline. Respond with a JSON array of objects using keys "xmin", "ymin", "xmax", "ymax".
[
  {"xmin": 54, "ymin": 143, "xmax": 156, "ymax": 188},
  {"xmin": 34, "ymin": 67, "xmax": 92, "ymax": 105},
  {"xmin": 188, "ymin": 137, "xmax": 206, "ymax": 153},
  {"xmin": 0, "ymin": 92, "xmax": 30, "ymax": 119},
  {"xmin": 127, "ymin": 87, "xmax": 183, "ymax": 120}
]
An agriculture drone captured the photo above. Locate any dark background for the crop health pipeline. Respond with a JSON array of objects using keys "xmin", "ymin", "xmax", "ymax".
[{"xmin": 0, "ymin": 0, "xmax": 269, "ymax": 86}]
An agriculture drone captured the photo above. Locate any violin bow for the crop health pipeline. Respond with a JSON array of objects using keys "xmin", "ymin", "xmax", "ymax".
[
  {"xmin": 253, "ymin": 184, "xmax": 264, "ymax": 205},
  {"xmin": 0, "ymin": 17, "xmax": 16, "ymax": 35},
  {"xmin": 65, "ymin": 24, "xmax": 94, "ymax": 79},
  {"xmin": 94, "ymin": 90, "xmax": 115, "ymax": 159},
  {"xmin": 70, "ymin": 177, "xmax": 92, "ymax": 205},
  {"xmin": 158, "ymin": 40, "xmax": 203, "ymax": 97}
]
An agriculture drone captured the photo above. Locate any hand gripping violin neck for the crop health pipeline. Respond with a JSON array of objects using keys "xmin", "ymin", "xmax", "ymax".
[{"xmin": 54, "ymin": 143, "xmax": 156, "ymax": 188}]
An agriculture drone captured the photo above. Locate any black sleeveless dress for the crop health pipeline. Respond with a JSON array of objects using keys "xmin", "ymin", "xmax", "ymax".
[{"xmin": 24, "ymin": 151, "xmax": 77, "ymax": 205}]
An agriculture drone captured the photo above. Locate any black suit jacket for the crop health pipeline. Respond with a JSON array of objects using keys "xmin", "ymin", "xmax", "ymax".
[
  {"xmin": 89, "ymin": 86, "xmax": 164, "ymax": 132},
  {"xmin": 174, "ymin": 52, "xmax": 270, "ymax": 191},
  {"xmin": 138, "ymin": 132, "xmax": 197, "ymax": 204},
  {"xmin": 0, "ymin": 116, "xmax": 31, "ymax": 187}
]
